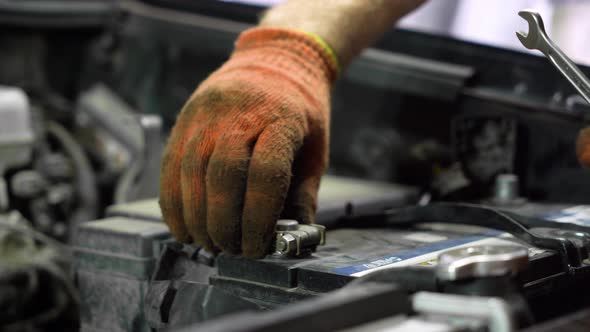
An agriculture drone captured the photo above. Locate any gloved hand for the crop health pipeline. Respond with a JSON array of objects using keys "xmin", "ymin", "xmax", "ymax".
[{"xmin": 159, "ymin": 28, "xmax": 338, "ymax": 258}]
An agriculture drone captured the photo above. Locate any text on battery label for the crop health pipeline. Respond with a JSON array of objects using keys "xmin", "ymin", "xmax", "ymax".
[
  {"xmin": 332, "ymin": 232, "xmax": 508, "ymax": 277},
  {"xmin": 544, "ymin": 205, "xmax": 590, "ymax": 226},
  {"xmin": 363, "ymin": 257, "xmax": 403, "ymax": 269}
]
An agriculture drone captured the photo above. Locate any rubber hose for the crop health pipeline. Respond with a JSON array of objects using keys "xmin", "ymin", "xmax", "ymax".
[{"xmin": 46, "ymin": 121, "xmax": 98, "ymax": 235}]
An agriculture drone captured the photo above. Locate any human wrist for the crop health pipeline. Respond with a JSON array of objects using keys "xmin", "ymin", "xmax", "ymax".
[
  {"xmin": 259, "ymin": 0, "xmax": 426, "ymax": 67},
  {"xmin": 216, "ymin": 27, "xmax": 339, "ymax": 87}
]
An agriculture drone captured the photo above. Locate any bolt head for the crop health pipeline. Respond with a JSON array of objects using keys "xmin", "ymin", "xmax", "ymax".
[
  {"xmin": 276, "ymin": 219, "xmax": 299, "ymax": 231},
  {"xmin": 276, "ymin": 234, "xmax": 297, "ymax": 254}
]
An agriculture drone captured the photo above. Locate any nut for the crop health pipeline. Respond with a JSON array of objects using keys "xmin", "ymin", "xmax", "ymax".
[{"xmin": 276, "ymin": 233, "xmax": 297, "ymax": 255}]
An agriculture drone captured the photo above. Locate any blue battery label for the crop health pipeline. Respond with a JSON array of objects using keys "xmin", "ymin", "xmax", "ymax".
[
  {"xmin": 332, "ymin": 231, "xmax": 501, "ymax": 276},
  {"xmin": 543, "ymin": 205, "xmax": 590, "ymax": 226},
  {"xmin": 333, "ymin": 205, "xmax": 590, "ymax": 277}
]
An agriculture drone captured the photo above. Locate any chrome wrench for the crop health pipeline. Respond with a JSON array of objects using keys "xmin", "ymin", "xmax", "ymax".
[{"xmin": 517, "ymin": 9, "xmax": 590, "ymax": 105}]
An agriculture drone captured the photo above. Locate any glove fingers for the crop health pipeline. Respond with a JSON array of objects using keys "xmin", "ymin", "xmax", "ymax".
[
  {"xmin": 160, "ymin": 152, "xmax": 190, "ymax": 242},
  {"xmin": 159, "ymin": 108, "xmax": 202, "ymax": 243},
  {"xmin": 206, "ymin": 129, "xmax": 258, "ymax": 254},
  {"xmin": 241, "ymin": 123, "xmax": 304, "ymax": 258},
  {"xmin": 181, "ymin": 128, "xmax": 217, "ymax": 251},
  {"xmin": 281, "ymin": 129, "xmax": 328, "ymax": 224}
]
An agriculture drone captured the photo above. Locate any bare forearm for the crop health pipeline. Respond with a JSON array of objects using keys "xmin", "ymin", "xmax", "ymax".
[{"xmin": 260, "ymin": 0, "xmax": 426, "ymax": 67}]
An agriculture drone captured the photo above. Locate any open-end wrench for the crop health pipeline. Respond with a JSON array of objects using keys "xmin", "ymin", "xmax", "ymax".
[{"xmin": 517, "ymin": 9, "xmax": 590, "ymax": 105}]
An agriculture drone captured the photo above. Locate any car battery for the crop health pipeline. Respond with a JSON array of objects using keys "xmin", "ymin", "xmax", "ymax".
[
  {"xmin": 73, "ymin": 217, "xmax": 172, "ymax": 332},
  {"xmin": 143, "ymin": 199, "xmax": 590, "ymax": 331},
  {"xmin": 75, "ymin": 178, "xmax": 590, "ymax": 332},
  {"xmin": 74, "ymin": 174, "xmax": 590, "ymax": 332},
  {"xmin": 73, "ymin": 175, "xmax": 418, "ymax": 332}
]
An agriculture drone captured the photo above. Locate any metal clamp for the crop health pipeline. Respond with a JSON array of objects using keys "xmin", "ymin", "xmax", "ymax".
[
  {"xmin": 274, "ymin": 220, "xmax": 325, "ymax": 258},
  {"xmin": 436, "ymin": 245, "xmax": 529, "ymax": 281}
]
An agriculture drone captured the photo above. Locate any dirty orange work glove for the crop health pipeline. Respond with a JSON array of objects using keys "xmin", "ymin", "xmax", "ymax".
[{"xmin": 159, "ymin": 28, "xmax": 338, "ymax": 258}]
